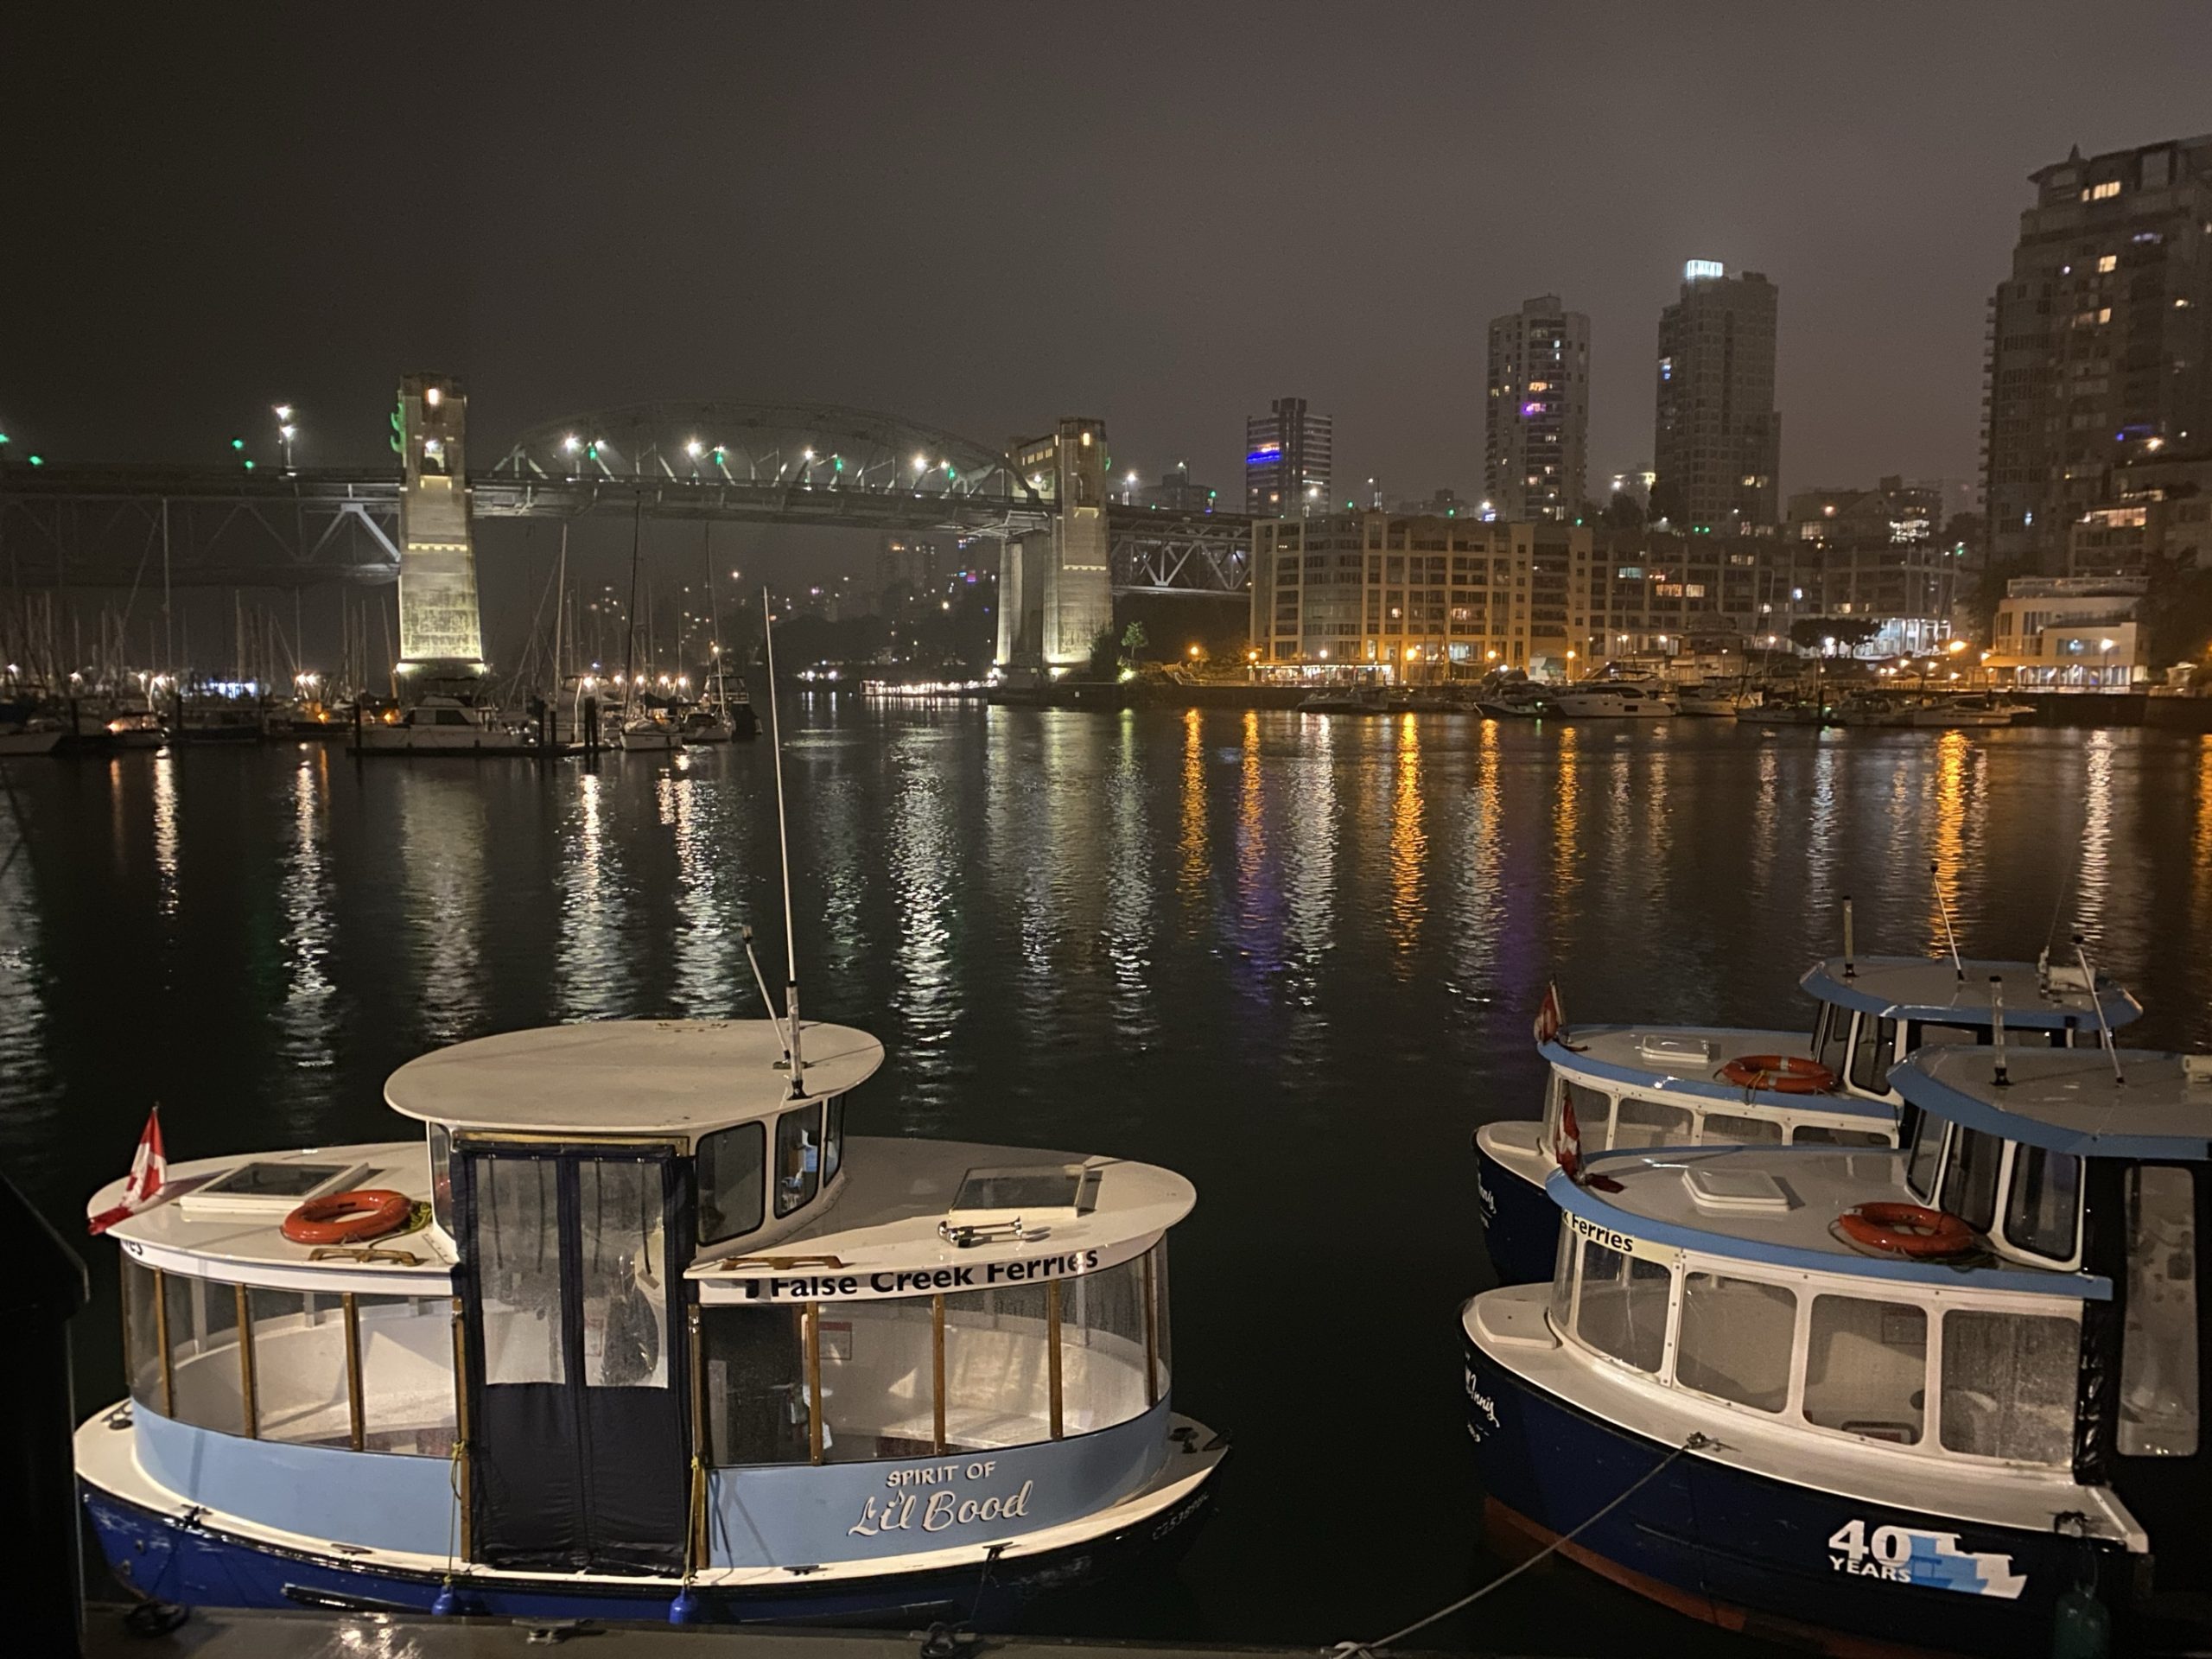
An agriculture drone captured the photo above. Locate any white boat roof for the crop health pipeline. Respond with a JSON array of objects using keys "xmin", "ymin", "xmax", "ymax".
[
  {"xmin": 1896, "ymin": 1046, "xmax": 2212, "ymax": 1162},
  {"xmin": 1797, "ymin": 956, "xmax": 2139, "ymax": 1032},
  {"xmin": 1545, "ymin": 1025, "xmax": 1889, "ymax": 1119},
  {"xmin": 1553, "ymin": 1147, "xmax": 2110, "ymax": 1300},
  {"xmin": 384, "ymin": 1018, "xmax": 884, "ymax": 1137},
  {"xmin": 690, "ymin": 1136, "xmax": 1194, "ymax": 1299}
]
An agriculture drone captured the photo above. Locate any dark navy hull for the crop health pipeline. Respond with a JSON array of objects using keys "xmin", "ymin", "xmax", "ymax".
[
  {"xmin": 1463, "ymin": 1331, "xmax": 2124, "ymax": 1658},
  {"xmin": 1474, "ymin": 1135, "xmax": 1560, "ymax": 1286},
  {"xmin": 85, "ymin": 1472, "xmax": 1216, "ymax": 1629}
]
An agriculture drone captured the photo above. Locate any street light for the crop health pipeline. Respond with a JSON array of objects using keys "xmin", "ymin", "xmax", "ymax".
[{"xmin": 2100, "ymin": 637, "xmax": 2117, "ymax": 689}]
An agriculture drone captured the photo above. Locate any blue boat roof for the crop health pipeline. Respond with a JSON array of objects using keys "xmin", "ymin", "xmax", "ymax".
[
  {"xmin": 1541, "ymin": 1027, "xmax": 1890, "ymax": 1120},
  {"xmin": 1796, "ymin": 956, "xmax": 2139, "ymax": 1033},
  {"xmin": 1548, "ymin": 1150, "xmax": 2112, "ymax": 1300},
  {"xmin": 1893, "ymin": 1046, "xmax": 2212, "ymax": 1162}
]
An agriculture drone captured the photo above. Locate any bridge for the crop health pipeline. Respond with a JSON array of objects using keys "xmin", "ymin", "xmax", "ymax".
[{"xmin": 0, "ymin": 389, "xmax": 1247, "ymax": 668}]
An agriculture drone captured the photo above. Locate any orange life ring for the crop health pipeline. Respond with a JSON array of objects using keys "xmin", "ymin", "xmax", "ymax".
[
  {"xmin": 282, "ymin": 1189, "xmax": 413, "ymax": 1247},
  {"xmin": 1835, "ymin": 1202, "xmax": 1977, "ymax": 1259},
  {"xmin": 1719, "ymin": 1053, "xmax": 1836, "ymax": 1094}
]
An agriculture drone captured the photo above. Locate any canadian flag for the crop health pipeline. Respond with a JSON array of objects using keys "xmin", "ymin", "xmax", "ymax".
[
  {"xmin": 1554, "ymin": 1088, "xmax": 1585, "ymax": 1181},
  {"xmin": 1533, "ymin": 981, "xmax": 1566, "ymax": 1046},
  {"xmin": 88, "ymin": 1107, "xmax": 167, "ymax": 1236}
]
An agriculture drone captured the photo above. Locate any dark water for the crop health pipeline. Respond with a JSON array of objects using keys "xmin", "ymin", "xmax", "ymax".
[{"xmin": 6, "ymin": 709, "xmax": 2211, "ymax": 1653}]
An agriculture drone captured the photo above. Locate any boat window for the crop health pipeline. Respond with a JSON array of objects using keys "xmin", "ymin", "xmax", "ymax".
[
  {"xmin": 1700, "ymin": 1112, "xmax": 1784, "ymax": 1146},
  {"xmin": 696, "ymin": 1122, "xmax": 766, "ymax": 1245},
  {"xmin": 1904, "ymin": 1108, "xmax": 1948, "ymax": 1204},
  {"xmin": 246, "ymin": 1287, "xmax": 353, "ymax": 1445},
  {"xmin": 1792, "ymin": 1124, "xmax": 1891, "ymax": 1147},
  {"xmin": 428, "ymin": 1125, "xmax": 454, "ymax": 1236},
  {"xmin": 947, "ymin": 1283, "xmax": 1054, "ymax": 1443},
  {"xmin": 702, "ymin": 1306, "xmax": 810, "ymax": 1465},
  {"xmin": 1850, "ymin": 1016, "xmax": 1898, "ymax": 1095},
  {"xmin": 1939, "ymin": 1309, "xmax": 2077, "ymax": 1465},
  {"xmin": 1061, "ymin": 1253, "xmax": 1153, "ymax": 1434},
  {"xmin": 578, "ymin": 1160, "xmax": 669, "ymax": 1389},
  {"xmin": 163, "ymin": 1271, "xmax": 244, "ymax": 1433},
  {"xmin": 823, "ymin": 1095, "xmax": 846, "ymax": 1184},
  {"xmin": 353, "ymin": 1294, "xmax": 459, "ymax": 1455},
  {"xmin": 1561, "ymin": 1081, "xmax": 1610, "ymax": 1149},
  {"xmin": 1803, "ymin": 1294, "xmax": 1926, "ymax": 1444},
  {"xmin": 122, "ymin": 1258, "xmax": 163, "ymax": 1412},
  {"xmin": 2004, "ymin": 1144, "xmax": 2082, "ymax": 1262},
  {"xmin": 1675, "ymin": 1273, "xmax": 1796, "ymax": 1413},
  {"xmin": 476, "ymin": 1157, "xmax": 564, "ymax": 1387},
  {"xmin": 1151, "ymin": 1238, "xmax": 1173, "ymax": 1390},
  {"xmin": 1574, "ymin": 1239, "xmax": 1669, "ymax": 1373},
  {"xmin": 1548, "ymin": 1227, "xmax": 1576, "ymax": 1330},
  {"xmin": 1611, "ymin": 1097, "xmax": 1693, "ymax": 1152},
  {"xmin": 775, "ymin": 1103, "xmax": 822, "ymax": 1218},
  {"xmin": 1948, "ymin": 1128, "xmax": 2005, "ymax": 1236},
  {"xmin": 2120, "ymin": 1166, "xmax": 2199, "ymax": 1458},
  {"xmin": 1541, "ymin": 1073, "xmax": 1565, "ymax": 1147},
  {"xmin": 1815, "ymin": 1007, "xmax": 1852, "ymax": 1078},
  {"xmin": 1907, "ymin": 1020, "xmax": 1980, "ymax": 1049}
]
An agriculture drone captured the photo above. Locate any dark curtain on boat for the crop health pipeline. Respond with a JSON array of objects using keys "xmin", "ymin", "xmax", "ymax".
[{"xmin": 460, "ymin": 1147, "xmax": 691, "ymax": 1573}]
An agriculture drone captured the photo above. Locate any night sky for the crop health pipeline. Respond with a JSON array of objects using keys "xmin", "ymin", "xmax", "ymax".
[{"xmin": 10, "ymin": 3, "xmax": 2212, "ymax": 530}]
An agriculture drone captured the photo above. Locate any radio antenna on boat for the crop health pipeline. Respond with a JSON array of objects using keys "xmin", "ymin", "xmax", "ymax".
[
  {"xmin": 1930, "ymin": 862, "xmax": 1962, "ymax": 980},
  {"xmin": 760, "ymin": 587, "xmax": 806, "ymax": 1096},
  {"xmin": 1841, "ymin": 895, "xmax": 1856, "ymax": 979},
  {"xmin": 739, "ymin": 925, "xmax": 791, "ymax": 1063},
  {"xmin": 2074, "ymin": 934, "xmax": 2126, "ymax": 1086},
  {"xmin": 1989, "ymin": 975, "xmax": 2011, "ymax": 1088}
]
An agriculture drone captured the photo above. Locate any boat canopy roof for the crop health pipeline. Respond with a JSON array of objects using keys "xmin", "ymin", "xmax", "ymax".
[
  {"xmin": 1796, "ymin": 956, "xmax": 2139, "ymax": 1033},
  {"xmin": 1542, "ymin": 1026, "xmax": 1890, "ymax": 1119},
  {"xmin": 1895, "ymin": 1046, "xmax": 2212, "ymax": 1162},
  {"xmin": 689, "ymin": 1136, "xmax": 1195, "ymax": 1302},
  {"xmin": 384, "ymin": 1018, "xmax": 884, "ymax": 1138},
  {"xmin": 1548, "ymin": 1147, "xmax": 2110, "ymax": 1300}
]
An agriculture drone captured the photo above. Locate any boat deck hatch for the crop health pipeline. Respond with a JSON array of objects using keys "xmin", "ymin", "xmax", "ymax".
[
  {"xmin": 948, "ymin": 1163, "xmax": 1090, "ymax": 1227},
  {"xmin": 1681, "ymin": 1166, "xmax": 1794, "ymax": 1216},
  {"xmin": 178, "ymin": 1160, "xmax": 370, "ymax": 1219},
  {"xmin": 1637, "ymin": 1034, "xmax": 1714, "ymax": 1066}
]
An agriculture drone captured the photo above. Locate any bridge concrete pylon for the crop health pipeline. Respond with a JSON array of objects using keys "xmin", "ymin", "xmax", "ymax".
[
  {"xmin": 395, "ymin": 372, "xmax": 486, "ymax": 680},
  {"xmin": 996, "ymin": 416, "xmax": 1112, "ymax": 673}
]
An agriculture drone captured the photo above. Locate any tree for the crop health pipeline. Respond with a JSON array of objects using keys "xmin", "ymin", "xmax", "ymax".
[
  {"xmin": 1087, "ymin": 625, "xmax": 1120, "ymax": 681},
  {"xmin": 1605, "ymin": 492, "xmax": 1646, "ymax": 530},
  {"xmin": 1119, "ymin": 620, "xmax": 1148, "ymax": 668},
  {"xmin": 1789, "ymin": 616, "xmax": 1879, "ymax": 654}
]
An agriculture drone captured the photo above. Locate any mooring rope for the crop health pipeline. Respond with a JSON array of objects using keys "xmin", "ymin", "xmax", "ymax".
[{"xmin": 1330, "ymin": 1432, "xmax": 1712, "ymax": 1657}]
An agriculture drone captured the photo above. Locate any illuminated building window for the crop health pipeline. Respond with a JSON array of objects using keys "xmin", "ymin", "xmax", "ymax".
[
  {"xmin": 2097, "ymin": 254, "xmax": 2117, "ymax": 273},
  {"xmin": 2086, "ymin": 180, "xmax": 2120, "ymax": 200}
]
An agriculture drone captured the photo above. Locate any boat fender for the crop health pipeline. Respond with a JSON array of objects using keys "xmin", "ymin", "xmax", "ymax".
[
  {"xmin": 281, "ymin": 1189, "xmax": 413, "ymax": 1247},
  {"xmin": 1834, "ymin": 1202, "xmax": 1976, "ymax": 1259},
  {"xmin": 1718, "ymin": 1054, "xmax": 1835, "ymax": 1094},
  {"xmin": 668, "ymin": 1586, "xmax": 706, "ymax": 1625}
]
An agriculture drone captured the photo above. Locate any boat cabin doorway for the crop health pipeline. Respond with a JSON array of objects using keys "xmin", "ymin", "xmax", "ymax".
[{"xmin": 456, "ymin": 1143, "xmax": 690, "ymax": 1573}]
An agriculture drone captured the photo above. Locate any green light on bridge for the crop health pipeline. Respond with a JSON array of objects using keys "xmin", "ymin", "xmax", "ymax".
[
  {"xmin": 28, "ymin": 454, "xmax": 44, "ymax": 467},
  {"xmin": 242, "ymin": 458, "xmax": 256, "ymax": 470},
  {"xmin": 231, "ymin": 436, "xmax": 245, "ymax": 451}
]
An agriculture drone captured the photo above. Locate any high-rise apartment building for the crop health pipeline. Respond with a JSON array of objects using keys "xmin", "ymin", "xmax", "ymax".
[
  {"xmin": 1983, "ymin": 134, "xmax": 2212, "ymax": 569},
  {"xmin": 1245, "ymin": 397, "xmax": 1333, "ymax": 518},
  {"xmin": 1486, "ymin": 295, "xmax": 1590, "ymax": 520},
  {"xmin": 1652, "ymin": 262, "xmax": 1781, "ymax": 535}
]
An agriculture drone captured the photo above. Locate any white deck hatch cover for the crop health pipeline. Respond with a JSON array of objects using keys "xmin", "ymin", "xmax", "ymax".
[
  {"xmin": 948, "ymin": 1164, "xmax": 1090, "ymax": 1226},
  {"xmin": 178, "ymin": 1160, "xmax": 372, "ymax": 1219},
  {"xmin": 1637, "ymin": 1033, "xmax": 1714, "ymax": 1066},
  {"xmin": 1681, "ymin": 1165, "xmax": 1795, "ymax": 1216}
]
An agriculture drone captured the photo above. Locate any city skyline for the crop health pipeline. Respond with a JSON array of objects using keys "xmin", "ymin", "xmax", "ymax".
[{"xmin": 10, "ymin": 5, "xmax": 2212, "ymax": 523}]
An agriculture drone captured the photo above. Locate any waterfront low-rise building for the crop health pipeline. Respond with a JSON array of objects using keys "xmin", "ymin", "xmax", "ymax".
[{"xmin": 1987, "ymin": 574, "xmax": 2147, "ymax": 687}]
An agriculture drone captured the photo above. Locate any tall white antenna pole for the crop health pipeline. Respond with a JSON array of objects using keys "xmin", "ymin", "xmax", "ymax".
[
  {"xmin": 761, "ymin": 587, "xmax": 805, "ymax": 1096},
  {"xmin": 2075, "ymin": 935, "xmax": 2126, "ymax": 1087}
]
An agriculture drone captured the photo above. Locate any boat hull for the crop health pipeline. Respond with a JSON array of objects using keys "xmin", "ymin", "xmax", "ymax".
[
  {"xmin": 1462, "ymin": 1328, "xmax": 2120, "ymax": 1659},
  {"xmin": 83, "ymin": 1456, "xmax": 1218, "ymax": 1629},
  {"xmin": 1474, "ymin": 1126, "xmax": 1560, "ymax": 1286}
]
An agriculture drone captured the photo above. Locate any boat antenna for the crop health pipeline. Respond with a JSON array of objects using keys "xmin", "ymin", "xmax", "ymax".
[
  {"xmin": 760, "ymin": 587, "xmax": 805, "ymax": 1096},
  {"xmin": 2074, "ymin": 934, "xmax": 2126, "ymax": 1087},
  {"xmin": 1841, "ymin": 895, "xmax": 1856, "ymax": 979},
  {"xmin": 1930, "ymin": 862, "xmax": 1962, "ymax": 980},
  {"xmin": 740, "ymin": 925, "xmax": 791, "ymax": 1062},
  {"xmin": 1989, "ymin": 975, "xmax": 2011, "ymax": 1088}
]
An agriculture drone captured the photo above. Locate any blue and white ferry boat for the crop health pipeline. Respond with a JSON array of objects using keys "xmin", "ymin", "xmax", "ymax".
[
  {"xmin": 1462, "ymin": 1035, "xmax": 2209, "ymax": 1656},
  {"xmin": 76, "ymin": 1018, "xmax": 1223, "ymax": 1624},
  {"xmin": 1475, "ymin": 955, "xmax": 2141, "ymax": 1285}
]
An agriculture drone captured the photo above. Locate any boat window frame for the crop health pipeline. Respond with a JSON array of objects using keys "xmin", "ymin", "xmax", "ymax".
[
  {"xmin": 1847, "ymin": 1015, "xmax": 1900, "ymax": 1098},
  {"xmin": 1904, "ymin": 1106, "xmax": 1949, "ymax": 1205},
  {"xmin": 1545, "ymin": 1234, "xmax": 2088, "ymax": 1471},
  {"xmin": 1994, "ymin": 1141, "xmax": 2084, "ymax": 1271}
]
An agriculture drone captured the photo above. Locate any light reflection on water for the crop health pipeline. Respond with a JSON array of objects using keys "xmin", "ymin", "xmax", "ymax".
[{"xmin": 4, "ymin": 715, "xmax": 2212, "ymax": 1652}]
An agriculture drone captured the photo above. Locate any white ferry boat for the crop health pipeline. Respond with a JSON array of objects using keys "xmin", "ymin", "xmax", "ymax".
[
  {"xmin": 1463, "ymin": 1037, "xmax": 2212, "ymax": 1656},
  {"xmin": 1476, "ymin": 956, "xmax": 2141, "ymax": 1285},
  {"xmin": 77, "ymin": 1020, "xmax": 1221, "ymax": 1624},
  {"xmin": 1548, "ymin": 682, "xmax": 1678, "ymax": 719}
]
